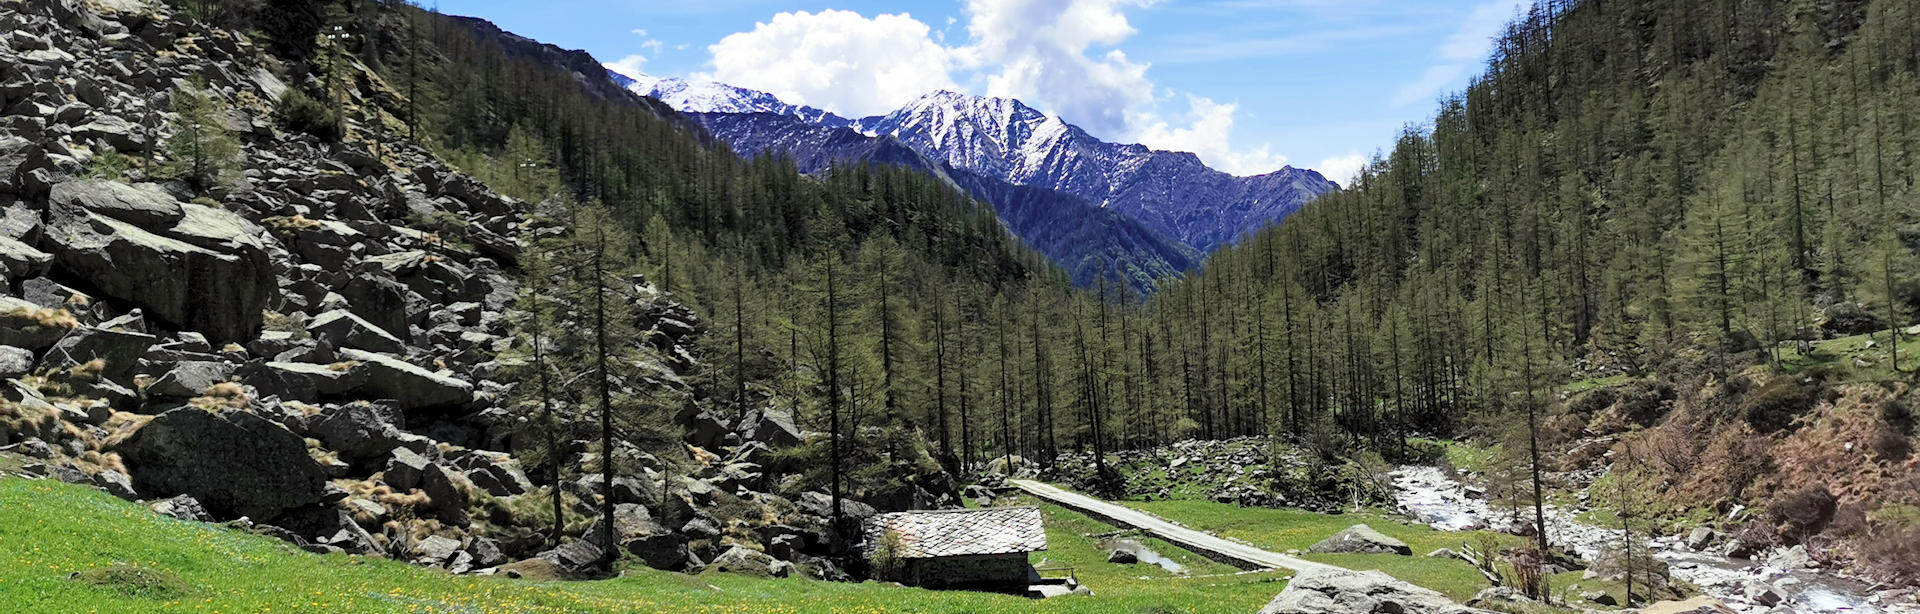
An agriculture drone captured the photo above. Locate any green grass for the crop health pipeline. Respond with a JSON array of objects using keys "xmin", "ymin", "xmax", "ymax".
[
  {"xmin": 1121, "ymin": 499, "xmax": 1523, "ymax": 602},
  {"xmin": 0, "ymin": 477, "xmax": 1293, "ymax": 613},
  {"xmin": 1776, "ymin": 329, "xmax": 1920, "ymax": 382}
]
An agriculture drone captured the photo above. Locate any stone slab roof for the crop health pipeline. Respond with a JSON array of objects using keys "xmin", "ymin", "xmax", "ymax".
[{"xmin": 864, "ymin": 507, "xmax": 1047, "ymax": 559}]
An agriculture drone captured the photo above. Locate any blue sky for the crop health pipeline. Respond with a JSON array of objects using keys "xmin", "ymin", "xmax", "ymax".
[{"xmin": 430, "ymin": 0, "xmax": 1530, "ymax": 181}]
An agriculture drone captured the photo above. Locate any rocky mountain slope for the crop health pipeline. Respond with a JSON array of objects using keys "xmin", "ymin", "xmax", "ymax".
[
  {"xmin": 0, "ymin": 0, "xmax": 950, "ymax": 582},
  {"xmin": 688, "ymin": 110, "xmax": 1199, "ymax": 289},
  {"xmin": 627, "ymin": 78, "xmax": 1340, "ymax": 254}
]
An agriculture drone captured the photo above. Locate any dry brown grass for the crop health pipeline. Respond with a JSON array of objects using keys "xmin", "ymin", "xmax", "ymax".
[
  {"xmin": 0, "ymin": 306, "xmax": 79, "ymax": 331},
  {"xmin": 187, "ymin": 382, "xmax": 248, "ymax": 411},
  {"xmin": 262, "ymin": 215, "xmax": 321, "ymax": 233},
  {"xmin": 67, "ymin": 359, "xmax": 107, "ymax": 382}
]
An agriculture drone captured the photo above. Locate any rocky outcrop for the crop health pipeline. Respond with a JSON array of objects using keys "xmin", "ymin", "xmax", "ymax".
[
  {"xmin": 1308, "ymin": 524, "xmax": 1412, "ymax": 556},
  {"xmin": 115, "ymin": 407, "xmax": 329, "ymax": 521},
  {"xmin": 1259, "ymin": 569, "xmax": 1493, "ymax": 614}
]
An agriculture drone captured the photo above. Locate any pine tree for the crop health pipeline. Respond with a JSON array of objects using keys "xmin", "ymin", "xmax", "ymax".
[{"xmin": 164, "ymin": 77, "xmax": 243, "ymax": 192}]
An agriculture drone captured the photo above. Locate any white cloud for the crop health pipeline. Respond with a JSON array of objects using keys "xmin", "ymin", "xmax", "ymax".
[
  {"xmin": 631, "ymin": 28, "xmax": 648, "ymax": 36},
  {"xmin": 603, "ymin": 54, "xmax": 649, "ymax": 80},
  {"xmin": 1391, "ymin": 0, "xmax": 1524, "ymax": 108},
  {"xmin": 1314, "ymin": 152, "xmax": 1367, "ymax": 186},
  {"xmin": 667, "ymin": 0, "xmax": 1296, "ymax": 176},
  {"xmin": 702, "ymin": 10, "xmax": 958, "ymax": 118},
  {"xmin": 1132, "ymin": 95, "xmax": 1287, "ymax": 176},
  {"xmin": 956, "ymin": 0, "xmax": 1156, "ymax": 136}
]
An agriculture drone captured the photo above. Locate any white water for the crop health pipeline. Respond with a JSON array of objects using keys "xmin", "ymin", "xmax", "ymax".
[{"xmin": 1391, "ymin": 466, "xmax": 1917, "ymax": 613}]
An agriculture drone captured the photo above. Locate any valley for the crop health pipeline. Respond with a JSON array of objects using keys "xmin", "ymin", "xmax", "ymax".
[{"xmin": 1, "ymin": 0, "xmax": 1918, "ymax": 612}]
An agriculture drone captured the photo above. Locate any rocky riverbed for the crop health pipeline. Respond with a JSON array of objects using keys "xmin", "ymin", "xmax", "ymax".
[{"xmin": 1391, "ymin": 466, "xmax": 1919, "ymax": 613}]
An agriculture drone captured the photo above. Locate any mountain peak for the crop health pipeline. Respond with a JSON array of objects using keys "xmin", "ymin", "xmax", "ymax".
[{"xmin": 618, "ymin": 72, "xmax": 851, "ymax": 128}]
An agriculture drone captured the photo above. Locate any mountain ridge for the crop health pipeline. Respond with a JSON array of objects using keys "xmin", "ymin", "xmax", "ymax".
[{"xmin": 621, "ymin": 76, "xmax": 1339, "ymax": 254}]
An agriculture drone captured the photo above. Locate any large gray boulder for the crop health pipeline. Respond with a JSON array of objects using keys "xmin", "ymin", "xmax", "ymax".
[
  {"xmin": 742, "ymin": 407, "xmax": 801, "ymax": 448},
  {"xmin": 115, "ymin": 407, "xmax": 329, "ymax": 520},
  {"xmin": 0, "ymin": 345, "xmax": 34, "ymax": 379},
  {"xmin": 338, "ymin": 348, "xmax": 473, "ymax": 409},
  {"xmin": 43, "ymin": 209, "xmax": 269, "ymax": 344},
  {"xmin": 0, "ymin": 234, "xmax": 51, "ymax": 280},
  {"xmin": 309, "ymin": 402, "xmax": 416, "ymax": 463},
  {"xmin": 307, "ymin": 309, "xmax": 403, "ymax": 353},
  {"xmin": 49, "ymin": 179, "xmax": 182, "ymax": 228},
  {"xmin": 144, "ymin": 360, "xmax": 237, "ymax": 398},
  {"xmin": 45, "ymin": 324, "xmax": 155, "ymax": 378},
  {"xmin": 245, "ymin": 361, "xmax": 366, "ymax": 400},
  {"xmin": 1308, "ymin": 524, "xmax": 1412, "ymax": 555},
  {"xmin": 708, "ymin": 545, "xmax": 787, "ymax": 578},
  {"xmin": 1259, "ymin": 569, "xmax": 1492, "ymax": 614}
]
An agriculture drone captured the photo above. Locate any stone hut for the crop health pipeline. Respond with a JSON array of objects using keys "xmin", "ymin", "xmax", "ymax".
[{"xmin": 863, "ymin": 507, "xmax": 1048, "ymax": 590}]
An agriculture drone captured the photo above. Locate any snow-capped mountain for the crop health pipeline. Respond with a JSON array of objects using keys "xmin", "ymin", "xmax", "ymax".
[
  {"xmin": 687, "ymin": 110, "xmax": 1199, "ymax": 291},
  {"xmin": 617, "ymin": 72, "xmax": 1334, "ymax": 280},
  {"xmin": 854, "ymin": 91, "xmax": 1338, "ymax": 251},
  {"xmin": 613, "ymin": 73, "xmax": 851, "ymax": 128}
]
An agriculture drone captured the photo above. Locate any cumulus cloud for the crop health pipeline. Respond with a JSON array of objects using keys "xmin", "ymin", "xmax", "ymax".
[
  {"xmin": 658, "ymin": 0, "xmax": 1295, "ymax": 175},
  {"xmin": 1314, "ymin": 152, "xmax": 1368, "ymax": 186},
  {"xmin": 702, "ymin": 10, "xmax": 959, "ymax": 118},
  {"xmin": 603, "ymin": 54, "xmax": 649, "ymax": 80},
  {"xmin": 1391, "ymin": 0, "xmax": 1524, "ymax": 107},
  {"xmin": 956, "ymin": 0, "xmax": 1156, "ymax": 137},
  {"xmin": 1132, "ymin": 95, "xmax": 1287, "ymax": 176}
]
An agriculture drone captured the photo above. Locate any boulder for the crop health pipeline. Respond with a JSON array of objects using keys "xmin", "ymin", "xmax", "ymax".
[
  {"xmin": 307, "ymin": 309, "xmax": 404, "ymax": 354},
  {"xmin": 415, "ymin": 535, "xmax": 464, "ymax": 566},
  {"xmin": 1686, "ymin": 526, "xmax": 1716, "ymax": 551},
  {"xmin": 49, "ymin": 179, "xmax": 182, "ymax": 228},
  {"xmin": 276, "ymin": 505, "xmax": 379, "ymax": 554},
  {"xmin": 70, "ymin": 116, "xmax": 145, "ymax": 153},
  {"xmin": 624, "ymin": 530, "xmax": 691, "ymax": 571},
  {"xmin": 707, "ymin": 546, "xmax": 786, "ymax": 578},
  {"xmin": 144, "ymin": 360, "xmax": 237, "ymax": 398},
  {"xmin": 1308, "ymin": 524, "xmax": 1412, "ymax": 555},
  {"xmin": 0, "ymin": 235, "xmax": 52, "ymax": 280},
  {"xmin": 150, "ymin": 494, "xmax": 212, "ymax": 522},
  {"xmin": 115, "ymin": 407, "xmax": 329, "ymax": 520},
  {"xmin": 45, "ymin": 324, "xmax": 154, "ymax": 378},
  {"xmin": 797, "ymin": 491, "xmax": 876, "ymax": 522},
  {"xmin": 338, "ymin": 276, "xmax": 411, "ymax": 345},
  {"xmin": 419, "ymin": 462, "xmax": 471, "ymax": 526},
  {"xmin": 245, "ymin": 361, "xmax": 365, "ymax": 400},
  {"xmin": 741, "ymin": 407, "xmax": 801, "ymax": 447},
  {"xmin": 382, "ymin": 447, "xmax": 430, "ymax": 490},
  {"xmin": 338, "ymin": 348, "xmax": 472, "ymax": 409},
  {"xmin": 310, "ymin": 402, "xmax": 415, "ymax": 463},
  {"xmin": 1258, "ymin": 569, "xmax": 1492, "ymax": 614},
  {"xmin": 0, "ymin": 345, "xmax": 33, "ymax": 379},
  {"xmin": 1742, "ymin": 580, "xmax": 1784, "ymax": 607},
  {"xmin": 43, "ymin": 209, "xmax": 268, "ymax": 343},
  {"xmin": 460, "ymin": 454, "xmax": 533, "ymax": 497},
  {"xmin": 688, "ymin": 411, "xmax": 730, "ymax": 449}
]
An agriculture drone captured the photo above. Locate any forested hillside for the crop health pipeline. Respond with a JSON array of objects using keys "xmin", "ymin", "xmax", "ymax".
[{"xmin": 1142, "ymin": 0, "xmax": 1920, "ymax": 587}]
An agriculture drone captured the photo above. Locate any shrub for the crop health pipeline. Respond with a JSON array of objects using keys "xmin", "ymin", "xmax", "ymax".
[
  {"xmin": 69, "ymin": 565, "xmax": 191, "ymax": 600},
  {"xmin": 1741, "ymin": 377, "xmax": 1823, "ymax": 433},
  {"xmin": 275, "ymin": 88, "xmax": 342, "ymax": 143},
  {"xmin": 1857, "ymin": 504, "xmax": 1920, "ymax": 586},
  {"xmin": 1767, "ymin": 485, "xmax": 1837, "ymax": 543},
  {"xmin": 163, "ymin": 77, "xmax": 243, "ymax": 191},
  {"xmin": 1870, "ymin": 426, "xmax": 1912, "ymax": 463}
]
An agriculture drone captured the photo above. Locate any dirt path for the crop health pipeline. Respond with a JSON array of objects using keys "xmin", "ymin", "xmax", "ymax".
[{"xmin": 1009, "ymin": 479, "xmax": 1341, "ymax": 574}]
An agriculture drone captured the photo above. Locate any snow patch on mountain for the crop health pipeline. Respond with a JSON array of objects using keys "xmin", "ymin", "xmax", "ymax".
[{"xmin": 614, "ymin": 71, "xmax": 850, "ymax": 128}]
